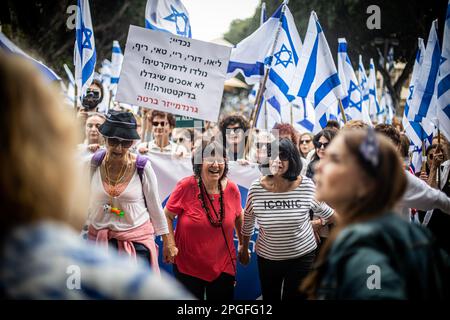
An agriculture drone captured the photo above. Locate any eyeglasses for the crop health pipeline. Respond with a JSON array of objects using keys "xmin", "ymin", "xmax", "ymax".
[
  {"xmin": 152, "ymin": 121, "xmax": 167, "ymax": 127},
  {"xmin": 107, "ymin": 138, "xmax": 133, "ymax": 148},
  {"xmin": 300, "ymin": 139, "xmax": 312, "ymax": 145},
  {"xmin": 226, "ymin": 127, "xmax": 244, "ymax": 135},
  {"xmin": 314, "ymin": 142, "xmax": 329, "ymax": 149},
  {"xmin": 204, "ymin": 157, "xmax": 225, "ymax": 164}
]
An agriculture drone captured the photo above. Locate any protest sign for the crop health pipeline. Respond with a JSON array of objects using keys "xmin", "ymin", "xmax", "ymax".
[{"xmin": 116, "ymin": 25, "xmax": 231, "ymax": 122}]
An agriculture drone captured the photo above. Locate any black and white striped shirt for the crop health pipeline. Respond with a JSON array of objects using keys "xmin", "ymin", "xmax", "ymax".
[{"xmin": 242, "ymin": 176, "xmax": 334, "ymax": 260}]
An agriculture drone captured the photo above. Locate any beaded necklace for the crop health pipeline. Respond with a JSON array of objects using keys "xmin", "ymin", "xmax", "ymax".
[{"xmin": 197, "ymin": 176, "xmax": 225, "ymax": 227}]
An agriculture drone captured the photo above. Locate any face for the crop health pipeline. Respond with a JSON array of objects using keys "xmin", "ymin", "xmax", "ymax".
[
  {"xmin": 173, "ymin": 129, "xmax": 192, "ymax": 150},
  {"xmin": 106, "ymin": 137, "xmax": 133, "ymax": 160},
  {"xmin": 315, "ymin": 136, "xmax": 330, "ymax": 159},
  {"xmin": 152, "ymin": 115, "xmax": 172, "ymax": 139},
  {"xmin": 314, "ymin": 136, "xmax": 367, "ymax": 210},
  {"xmin": 85, "ymin": 115, "xmax": 105, "ymax": 144},
  {"xmin": 427, "ymin": 147, "xmax": 437, "ymax": 167},
  {"xmin": 82, "ymin": 83, "xmax": 102, "ymax": 110},
  {"xmin": 225, "ymin": 123, "xmax": 245, "ymax": 148},
  {"xmin": 201, "ymin": 156, "xmax": 226, "ymax": 182},
  {"xmin": 269, "ymin": 151, "xmax": 289, "ymax": 176},
  {"xmin": 299, "ymin": 134, "xmax": 313, "ymax": 155}
]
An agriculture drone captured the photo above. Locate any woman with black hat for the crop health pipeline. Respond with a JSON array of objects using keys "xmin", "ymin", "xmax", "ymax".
[{"xmin": 86, "ymin": 111, "xmax": 171, "ymax": 273}]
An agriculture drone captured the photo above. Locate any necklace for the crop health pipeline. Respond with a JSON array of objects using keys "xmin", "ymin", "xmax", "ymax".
[
  {"xmin": 197, "ymin": 176, "xmax": 225, "ymax": 227},
  {"xmin": 102, "ymin": 153, "xmax": 131, "ymax": 217}
]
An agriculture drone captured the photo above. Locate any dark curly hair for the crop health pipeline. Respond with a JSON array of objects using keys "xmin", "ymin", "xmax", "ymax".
[
  {"xmin": 149, "ymin": 110, "xmax": 176, "ymax": 128},
  {"xmin": 192, "ymin": 140, "xmax": 228, "ymax": 180}
]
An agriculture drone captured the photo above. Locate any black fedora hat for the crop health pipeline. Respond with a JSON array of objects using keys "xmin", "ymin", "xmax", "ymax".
[{"xmin": 98, "ymin": 111, "xmax": 140, "ymax": 140}]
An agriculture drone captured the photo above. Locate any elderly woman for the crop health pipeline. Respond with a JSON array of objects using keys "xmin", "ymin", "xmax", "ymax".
[
  {"xmin": 0, "ymin": 53, "xmax": 190, "ymax": 299},
  {"xmin": 301, "ymin": 128, "xmax": 448, "ymax": 299},
  {"xmin": 77, "ymin": 112, "xmax": 106, "ymax": 159},
  {"xmin": 163, "ymin": 141, "xmax": 244, "ymax": 300},
  {"xmin": 86, "ymin": 111, "xmax": 170, "ymax": 272},
  {"xmin": 240, "ymin": 138, "xmax": 334, "ymax": 300}
]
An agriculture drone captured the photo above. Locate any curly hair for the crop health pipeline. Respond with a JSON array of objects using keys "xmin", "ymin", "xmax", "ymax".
[
  {"xmin": 219, "ymin": 115, "xmax": 250, "ymax": 137},
  {"xmin": 272, "ymin": 123, "xmax": 299, "ymax": 146},
  {"xmin": 149, "ymin": 110, "xmax": 176, "ymax": 128}
]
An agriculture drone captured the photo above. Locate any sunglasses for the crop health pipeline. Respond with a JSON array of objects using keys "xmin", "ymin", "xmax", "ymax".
[
  {"xmin": 226, "ymin": 127, "xmax": 244, "ymax": 135},
  {"xmin": 175, "ymin": 137, "xmax": 185, "ymax": 143},
  {"xmin": 314, "ymin": 142, "xmax": 329, "ymax": 149},
  {"xmin": 300, "ymin": 139, "xmax": 312, "ymax": 144},
  {"xmin": 152, "ymin": 121, "xmax": 167, "ymax": 127},
  {"xmin": 107, "ymin": 138, "xmax": 133, "ymax": 148},
  {"xmin": 85, "ymin": 89, "xmax": 101, "ymax": 99},
  {"xmin": 269, "ymin": 152, "xmax": 289, "ymax": 161},
  {"xmin": 204, "ymin": 157, "xmax": 225, "ymax": 164}
]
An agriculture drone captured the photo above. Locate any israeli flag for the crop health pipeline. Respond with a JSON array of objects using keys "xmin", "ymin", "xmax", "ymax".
[
  {"xmin": 265, "ymin": 6, "xmax": 303, "ymax": 111},
  {"xmin": 255, "ymin": 96, "xmax": 282, "ymax": 130},
  {"xmin": 74, "ymin": 0, "xmax": 96, "ymax": 97},
  {"xmin": 0, "ymin": 31, "xmax": 60, "ymax": 82},
  {"xmin": 110, "ymin": 40, "xmax": 123, "ymax": 96},
  {"xmin": 379, "ymin": 88, "xmax": 394, "ymax": 124},
  {"xmin": 407, "ymin": 20, "xmax": 440, "ymax": 143},
  {"xmin": 280, "ymin": 98, "xmax": 315, "ymax": 133},
  {"xmin": 337, "ymin": 38, "xmax": 372, "ymax": 124},
  {"xmin": 368, "ymin": 58, "xmax": 381, "ymax": 119},
  {"xmin": 358, "ymin": 56, "xmax": 370, "ymax": 118},
  {"xmin": 227, "ymin": 6, "xmax": 281, "ymax": 84},
  {"xmin": 436, "ymin": 1, "xmax": 450, "ymax": 141},
  {"xmin": 145, "ymin": 0, "xmax": 192, "ymax": 38},
  {"xmin": 288, "ymin": 11, "xmax": 346, "ymax": 132}
]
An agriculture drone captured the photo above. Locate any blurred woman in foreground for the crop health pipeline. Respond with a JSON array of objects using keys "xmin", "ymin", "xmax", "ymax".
[
  {"xmin": 0, "ymin": 53, "xmax": 190, "ymax": 299},
  {"xmin": 301, "ymin": 129, "xmax": 449, "ymax": 299}
]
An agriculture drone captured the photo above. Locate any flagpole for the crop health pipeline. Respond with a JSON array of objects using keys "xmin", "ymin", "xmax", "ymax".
[
  {"xmin": 74, "ymin": 84, "xmax": 78, "ymax": 110},
  {"xmin": 107, "ymin": 89, "xmax": 113, "ymax": 114},
  {"xmin": 141, "ymin": 108, "xmax": 148, "ymax": 143},
  {"xmin": 290, "ymin": 104, "xmax": 293, "ymax": 126},
  {"xmin": 264, "ymin": 100, "xmax": 268, "ymax": 130},
  {"xmin": 338, "ymin": 99, "xmax": 347, "ymax": 123},
  {"xmin": 245, "ymin": 2, "xmax": 288, "ymax": 158},
  {"xmin": 437, "ymin": 118, "xmax": 441, "ymax": 188}
]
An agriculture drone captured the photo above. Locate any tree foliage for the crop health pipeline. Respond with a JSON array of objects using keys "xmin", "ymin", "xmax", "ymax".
[{"xmin": 224, "ymin": 0, "xmax": 448, "ymax": 110}]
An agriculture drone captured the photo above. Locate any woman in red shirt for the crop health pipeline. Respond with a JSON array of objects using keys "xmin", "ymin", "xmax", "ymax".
[{"xmin": 163, "ymin": 141, "xmax": 244, "ymax": 300}]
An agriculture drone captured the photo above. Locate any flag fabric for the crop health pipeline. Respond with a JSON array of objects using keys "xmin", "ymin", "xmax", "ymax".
[
  {"xmin": 110, "ymin": 40, "xmax": 124, "ymax": 97},
  {"xmin": 280, "ymin": 98, "xmax": 316, "ymax": 133},
  {"xmin": 288, "ymin": 11, "xmax": 346, "ymax": 133},
  {"xmin": 0, "ymin": 31, "xmax": 60, "ymax": 82},
  {"xmin": 387, "ymin": 46, "xmax": 395, "ymax": 72},
  {"xmin": 358, "ymin": 55, "xmax": 370, "ymax": 121},
  {"xmin": 227, "ymin": 6, "xmax": 281, "ymax": 84},
  {"xmin": 436, "ymin": 1, "xmax": 450, "ymax": 141},
  {"xmin": 368, "ymin": 58, "xmax": 381, "ymax": 119},
  {"xmin": 260, "ymin": 2, "xmax": 267, "ymax": 26},
  {"xmin": 255, "ymin": 95, "xmax": 282, "ymax": 129},
  {"xmin": 74, "ymin": 0, "xmax": 96, "ymax": 97},
  {"xmin": 379, "ymin": 87, "xmax": 394, "ymax": 124},
  {"xmin": 337, "ymin": 38, "xmax": 372, "ymax": 124},
  {"xmin": 145, "ymin": 0, "xmax": 192, "ymax": 38},
  {"xmin": 407, "ymin": 20, "xmax": 440, "ymax": 144}
]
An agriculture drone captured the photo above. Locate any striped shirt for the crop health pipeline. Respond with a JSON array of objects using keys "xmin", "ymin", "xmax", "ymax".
[{"xmin": 242, "ymin": 176, "xmax": 334, "ymax": 260}]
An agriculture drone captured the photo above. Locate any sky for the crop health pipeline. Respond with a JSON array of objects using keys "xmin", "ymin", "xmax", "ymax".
[{"xmin": 183, "ymin": 0, "xmax": 260, "ymax": 41}]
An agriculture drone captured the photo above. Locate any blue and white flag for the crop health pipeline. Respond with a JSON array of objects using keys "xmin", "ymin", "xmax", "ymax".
[
  {"xmin": 110, "ymin": 40, "xmax": 123, "ymax": 96},
  {"xmin": 145, "ymin": 0, "xmax": 192, "ymax": 38},
  {"xmin": 280, "ymin": 98, "xmax": 315, "ymax": 133},
  {"xmin": 379, "ymin": 88, "xmax": 394, "ymax": 124},
  {"xmin": 368, "ymin": 58, "xmax": 381, "ymax": 119},
  {"xmin": 74, "ymin": 0, "xmax": 96, "ymax": 97},
  {"xmin": 288, "ymin": 11, "xmax": 346, "ymax": 132},
  {"xmin": 358, "ymin": 55, "xmax": 370, "ymax": 119},
  {"xmin": 227, "ymin": 6, "xmax": 281, "ymax": 84},
  {"xmin": 436, "ymin": 1, "xmax": 450, "ymax": 141},
  {"xmin": 255, "ymin": 96, "xmax": 282, "ymax": 129},
  {"xmin": 407, "ymin": 20, "xmax": 440, "ymax": 143},
  {"xmin": 0, "ymin": 31, "xmax": 60, "ymax": 82},
  {"xmin": 337, "ymin": 38, "xmax": 372, "ymax": 124}
]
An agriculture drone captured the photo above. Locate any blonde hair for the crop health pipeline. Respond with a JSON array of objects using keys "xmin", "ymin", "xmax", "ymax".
[{"xmin": 0, "ymin": 53, "xmax": 87, "ymax": 236}]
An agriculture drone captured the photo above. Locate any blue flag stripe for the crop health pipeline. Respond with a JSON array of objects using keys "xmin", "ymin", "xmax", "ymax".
[{"xmin": 314, "ymin": 73, "xmax": 341, "ymax": 106}]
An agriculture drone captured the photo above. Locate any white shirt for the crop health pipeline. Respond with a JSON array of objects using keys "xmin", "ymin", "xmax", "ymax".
[
  {"xmin": 87, "ymin": 158, "xmax": 169, "ymax": 234},
  {"xmin": 396, "ymin": 170, "xmax": 450, "ymax": 219}
]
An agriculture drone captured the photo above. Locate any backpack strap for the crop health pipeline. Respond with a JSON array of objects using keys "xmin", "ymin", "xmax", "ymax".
[
  {"xmin": 136, "ymin": 154, "xmax": 149, "ymax": 209},
  {"xmin": 90, "ymin": 149, "xmax": 107, "ymax": 182}
]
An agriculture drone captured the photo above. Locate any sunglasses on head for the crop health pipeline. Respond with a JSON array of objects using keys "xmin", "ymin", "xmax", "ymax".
[
  {"xmin": 314, "ymin": 141, "xmax": 329, "ymax": 149},
  {"xmin": 107, "ymin": 138, "xmax": 133, "ymax": 148},
  {"xmin": 152, "ymin": 121, "xmax": 167, "ymax": 127}
]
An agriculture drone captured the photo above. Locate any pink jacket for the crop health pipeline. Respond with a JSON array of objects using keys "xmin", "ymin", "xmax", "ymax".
[{"xmin": 88, "ymin": 220, "xmax": 160, "ymax": 275}]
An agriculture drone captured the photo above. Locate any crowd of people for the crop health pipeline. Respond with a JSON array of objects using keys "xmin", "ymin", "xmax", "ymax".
[{"xmin": 1, "ymin": 53, "xmax": 449, "ymax": 300}]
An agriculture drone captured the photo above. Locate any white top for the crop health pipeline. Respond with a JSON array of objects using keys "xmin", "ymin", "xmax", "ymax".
[
  {"xmin": 243, "ymin": 176, "xmax": 334, "ymax": 260},
  {"xmin": 87, "ymin": 156, "xmax": 169, "ymax": 234},
  {"xmin": 396, "ymin": 169, "xmax": 450, "ymax": 219}
]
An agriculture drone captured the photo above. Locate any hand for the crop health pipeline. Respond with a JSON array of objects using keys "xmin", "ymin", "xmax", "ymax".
[
  {"xmin": 88, "ymin": 144, "xmax": 101, "ymax": 153},
  {"xmin": 237, "ymin": 159, "xmax": 250, "ymax": 166},
  {"xmin": 311, "ymin": 219, "xmax": 322, "ymax": 233},
  {"xmin": 163, "ymin": 244, "xmax": 178, "ymax": 264},
  {"xmin": 138, "ymin": 146, "xmax": 149, "ymax": 154},
  {"xmin": 238, "ymin": 245, "xmax": 250, "ymax": 266},
  {"xmin": 419, "ymin": 171, "xmax": 429, "ymax": 182}
]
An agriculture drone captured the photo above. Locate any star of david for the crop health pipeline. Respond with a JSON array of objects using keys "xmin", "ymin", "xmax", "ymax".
[
  {"xmin": 440, "ymin": 56, "xmax": 447, "ymax": 66},
  {"xmin": 164, "ymin": 5, "xmax": 189, "ymax": 36},
  {"xmin": 348, "ymin": 81, "xmax": 362, "ymax": 112},
  {"xmin": 81, "ymin": 27, "xmax": 93, "ymax": 50},
  {"xmin": 274, "ymin": 44, "xmax": 293, "ymax": 68}
]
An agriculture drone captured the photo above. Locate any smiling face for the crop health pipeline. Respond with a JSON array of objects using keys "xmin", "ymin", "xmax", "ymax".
[
  {"xmin": 314, "ymin": 135, "xmax": 368, "ymax": 211},
  {"xmin": 201, "ymin": 156, "xmax": 226, "ymax": 183}
]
